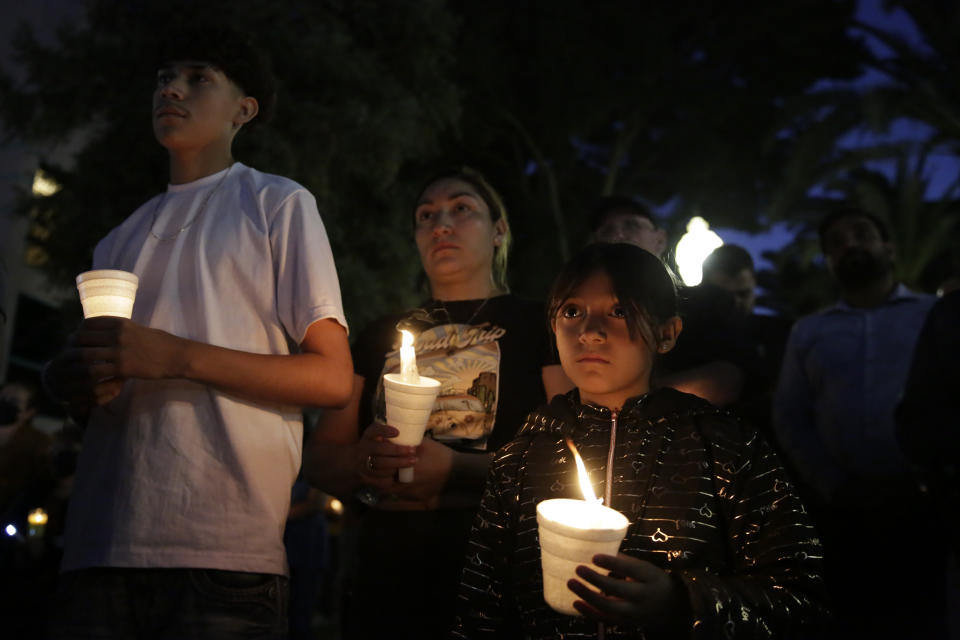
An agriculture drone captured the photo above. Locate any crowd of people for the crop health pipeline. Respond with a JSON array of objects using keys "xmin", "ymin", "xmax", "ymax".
[{"xmin": 0, "ymin": 23, "xmax": 957, "ymax": 640}]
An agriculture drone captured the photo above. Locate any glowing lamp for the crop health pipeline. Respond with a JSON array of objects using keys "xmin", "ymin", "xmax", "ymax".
[
  {"xmin": 675, "ymin": 216, "xmax": 723, "ymax": 286},
  {"xmin": 31, "ymin": 169, "xmax": 60, "ymax": 197}
]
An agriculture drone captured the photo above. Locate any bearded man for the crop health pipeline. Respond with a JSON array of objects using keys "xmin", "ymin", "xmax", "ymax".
[{"xmin": 774, "ymin": 207, "xmax": 945, "ymax": 639}]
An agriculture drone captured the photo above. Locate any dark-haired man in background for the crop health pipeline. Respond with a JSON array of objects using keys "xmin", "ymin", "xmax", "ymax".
[
  {"xmin": 589, "ymin": 195, "xmax": 667, "ymax": 257},
  {"xmin": 774, "ymin": 208, "xmax": 944, "ymax": 639}
]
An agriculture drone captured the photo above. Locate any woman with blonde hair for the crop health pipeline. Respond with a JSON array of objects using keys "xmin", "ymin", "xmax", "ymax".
[{"xmin": 305, "ymin": 167, "xmax": 570, "ymax": 639}]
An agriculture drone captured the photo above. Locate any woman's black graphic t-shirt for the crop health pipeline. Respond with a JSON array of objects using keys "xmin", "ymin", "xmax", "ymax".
[{"xmin": 352, "ymin": 294, "xmax": 558, "ymax": 453}]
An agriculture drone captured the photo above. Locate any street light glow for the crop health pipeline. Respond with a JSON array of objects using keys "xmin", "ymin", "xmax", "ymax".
[
  {"xmin": 32, "ymin": 169, "xmax": 60, "ymax": 197},
  {"xmin": 675, "ymin": 216, "xmax": 723, "ymax": 286}
]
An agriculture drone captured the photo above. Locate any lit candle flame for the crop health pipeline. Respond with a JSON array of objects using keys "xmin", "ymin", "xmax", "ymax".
[
  {"xmin": 565, "ymin": 438, "xmax": 602, "ymax": 504},
  {"xmin": 399, "ymin": 329, "xmax": 420, "ymax": 382},
  {"xmin": 27, "ymin": 508, "xmax": 48, "ymax": 526}
]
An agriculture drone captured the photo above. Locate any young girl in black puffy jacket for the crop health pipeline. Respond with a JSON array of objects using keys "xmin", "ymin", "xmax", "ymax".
[{"xmin": 452, "ymin": 243, "xmax": 829, "ymax": 640}]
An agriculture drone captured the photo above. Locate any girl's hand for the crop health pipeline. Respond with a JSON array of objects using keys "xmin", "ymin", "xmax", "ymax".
[
  {"xmin": 568, "ymin": 553, "xmax": 690, "ymax": 632},
  {"xmin": 357, "ymin": 422, "xmax": 418, "ymax": 492}
]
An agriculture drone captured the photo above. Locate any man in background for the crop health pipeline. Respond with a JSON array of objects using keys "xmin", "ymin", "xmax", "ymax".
[
  {"xmin": 774, "ymin": 207, "xmax": 944, "ymax": 639},
  {"xmin": 589, "ymin": 195, "xmax": 667, "ymax": 257},
  {"xmin": 701, "ymin": 245, "xmax": 790, "ymax": 439}
]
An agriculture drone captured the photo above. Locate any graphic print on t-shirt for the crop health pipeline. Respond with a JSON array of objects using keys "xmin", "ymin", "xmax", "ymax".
[{"xmin": 377, "ymin": 321, "xmax": 504, "ymax": 451}]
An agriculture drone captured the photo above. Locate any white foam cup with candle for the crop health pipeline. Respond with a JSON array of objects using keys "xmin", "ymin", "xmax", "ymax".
[
  {"xmin": 537, "ymin": 498, "xmax": 630, "ymax": 615},
  {"xmin": 383, "ymin": 372, "xmax": 441, "ymax": 482},
  {"xmin": 75, "ymin": 269, "xmax": 139, "ymax": 319},
  {"xmin": 383, "ymin": 329, "xmax": 441, "ymax": 482}
]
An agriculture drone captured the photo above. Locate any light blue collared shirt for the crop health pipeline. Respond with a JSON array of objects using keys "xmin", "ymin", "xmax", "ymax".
[{"xmin": 773, "ymin": 284, "xmax": 936, "ymax": 500}]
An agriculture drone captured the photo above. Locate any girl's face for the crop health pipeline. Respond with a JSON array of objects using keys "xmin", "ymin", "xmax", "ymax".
[
  {"xmin": 414, "ymin": 178, "xmax": 505, "ymax": 290},
  {"xmin": 553, "ymin": 271, "xmax": 668, "ymax": 410}
]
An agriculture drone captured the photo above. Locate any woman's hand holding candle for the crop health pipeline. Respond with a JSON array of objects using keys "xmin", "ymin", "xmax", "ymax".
[
  {"xmin": 357, "ymin": 422, "xmax": 419, "ymax": 491},
  {"xmin": 568, "ymin": 552, "xmax": 691, "ymax": 632},
  {"xmin": 386, "ymin": 437, "xmax": 453, "ymax": 506}
]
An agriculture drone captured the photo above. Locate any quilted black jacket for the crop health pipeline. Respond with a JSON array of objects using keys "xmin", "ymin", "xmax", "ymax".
[{"xmin": 452, "ymin": 388, "xmax": 829, "ymax": 639}]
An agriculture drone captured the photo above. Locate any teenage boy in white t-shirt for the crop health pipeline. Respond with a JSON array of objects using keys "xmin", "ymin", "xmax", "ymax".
[{"xmin": 43, "ymin": 26, "xmax": 352, "ymax": 639}]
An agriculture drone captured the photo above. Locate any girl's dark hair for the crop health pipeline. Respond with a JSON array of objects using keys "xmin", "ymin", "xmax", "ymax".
[
  {"xmin": 415, "ymin": 166, "xmax": 512, "ymax": 292},
  {"xmin": 547, "ymin": 243, "xmax": 679, "ymax": 348}
]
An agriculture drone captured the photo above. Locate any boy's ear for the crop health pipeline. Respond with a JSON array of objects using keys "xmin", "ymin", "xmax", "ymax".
[
  {"xmin": 233, "ymin": 96, "xmax": 260, "ymax": 129},
  {"xmin": 656, "ymin": 316, "xmax": 683, "ymax": 353}
]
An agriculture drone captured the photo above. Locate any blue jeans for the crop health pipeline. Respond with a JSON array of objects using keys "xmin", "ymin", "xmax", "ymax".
[{"xmin": 46, "ymin": 567, "xmax": 289, "ymax": 640}]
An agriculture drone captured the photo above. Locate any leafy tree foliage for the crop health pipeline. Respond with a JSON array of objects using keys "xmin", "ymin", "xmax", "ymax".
[
  {"xmin": 9, "ymin": 0, "xmax": 946, "ymax": 329},
  {"xmin": 760, "ymin": 0, "xmax": 960, "ymax": 311},
  {"xmin": 443, "ymin": 0, "xmax": 868, "ymax": 296},
  {"xmin": 1, "ymin": 0, "xmax": 459, "ymax": 330},
  {"xmin": 858, "ymin": 0, "xmax": 960, "ymax": 290}
]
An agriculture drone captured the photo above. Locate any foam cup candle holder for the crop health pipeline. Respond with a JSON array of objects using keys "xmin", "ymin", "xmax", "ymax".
[
  {"xmin": 536, "ymin": 440, "xmax": 629, "ymax": 616},
  {"xmin": 383, "ymin": 330, "xmax": 440, "ymax": 483},
  {"xmin": 75, "ymin": 269, "xmax": 139, "ymax": 319}
]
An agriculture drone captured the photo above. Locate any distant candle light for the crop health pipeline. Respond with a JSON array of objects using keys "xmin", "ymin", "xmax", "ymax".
[{"xmin": 27, "ymin": 508, "xmax": 47, "ymax": 538}]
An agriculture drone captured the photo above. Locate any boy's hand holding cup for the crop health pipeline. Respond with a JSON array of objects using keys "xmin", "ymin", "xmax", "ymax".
[{"xmin": 74, "ymin": 269, "xmax": 139, "ymax": 404}]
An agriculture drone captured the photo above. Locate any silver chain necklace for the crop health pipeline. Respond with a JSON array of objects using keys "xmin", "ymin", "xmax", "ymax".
[
  {"xmin": 438, "ymin": 295, "xmax": 493, "ymax": 355},
  {"xmin": 148, "ymin": 164, "xmax": 234, "ymax": 242}
]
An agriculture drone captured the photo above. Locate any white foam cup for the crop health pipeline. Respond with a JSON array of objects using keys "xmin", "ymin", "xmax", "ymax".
[
  {"xmin": 383, "ymin": 372, "xmax": 441, "ymax": 482},
  {"xmin": 75, "ymin": 270, "xmax": 139, "ymax": 319},
  {"xmin": 536, "ymin": 498, "xmax": 630, "ymax": 616}
]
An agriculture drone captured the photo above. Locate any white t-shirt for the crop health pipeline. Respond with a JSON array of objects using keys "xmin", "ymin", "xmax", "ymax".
[{"xmin": 62, "ymin": 163, "xmax": 347, "ymax": 575}]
